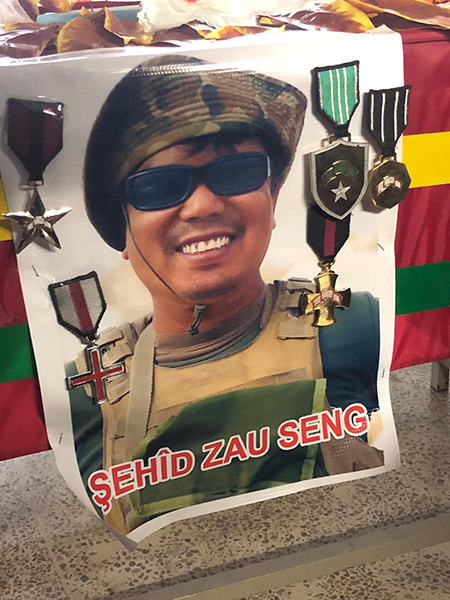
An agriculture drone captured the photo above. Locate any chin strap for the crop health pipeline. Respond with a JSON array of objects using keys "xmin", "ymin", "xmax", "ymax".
[
  {"xmin": 189, "ymin": 304, "xmax": 207, "ymax": 335},
  {"xmin": 123, "ymin": 205, "xmax": 208, "ymax": 335}
]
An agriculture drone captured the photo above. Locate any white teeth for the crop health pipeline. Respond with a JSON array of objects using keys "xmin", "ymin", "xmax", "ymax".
[{"xmin": 181, "ymin": 236, "xmax": 231, "ymax": 255}]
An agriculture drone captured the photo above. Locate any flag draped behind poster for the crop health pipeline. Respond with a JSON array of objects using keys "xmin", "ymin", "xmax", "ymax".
[
  {"xmin": 0, "ymin": 178, "xmax": 48, "ymax": 460},
  {"xmin": 0, "ymin": 30, "xmax": 449, "ymax": 462},
  {"xmin": 393, "ymin": 30, "xmax": 450, "ymax": 370}
]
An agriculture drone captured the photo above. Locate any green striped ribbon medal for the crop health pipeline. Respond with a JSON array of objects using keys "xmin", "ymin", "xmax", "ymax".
[
  {"xmin": 366, "ymin": 86, "xmax": 412, "ymax": 209},
  {"xmin": 310, "ymin": 61, "xmax": 368, "ymax": 220}
]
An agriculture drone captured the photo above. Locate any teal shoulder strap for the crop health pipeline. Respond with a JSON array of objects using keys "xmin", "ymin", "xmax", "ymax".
[{"xmin": 319, "ymin": 291, "xmax": 380, "ymax": 413}]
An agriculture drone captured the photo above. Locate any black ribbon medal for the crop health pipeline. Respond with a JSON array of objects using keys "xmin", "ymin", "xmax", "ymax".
[
  {"xmin": 366, "ymin": 86, "xmax": 412, "ymax": 208},
  {"xmin": 49, "ymin": 272, "xmax": 125, "ymax": 404},
  {"xmin": 310, "ymin": 61, "xmax": 368, "ymax": 220},
  {"xmin": 2, "ymin": 98, "xmax": 71, "ymax": 252},
  {"xmin": 301, "ymin": 206, "xmax": 351, "ymax": 327}
]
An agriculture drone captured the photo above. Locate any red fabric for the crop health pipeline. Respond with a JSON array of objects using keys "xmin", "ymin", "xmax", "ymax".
[
  {"xmin": 391, "ymin": 31, "xmax": 450, "ymax": 371},
  {"xmin": 401, "ymin": 30, "xmax": 450, "ymax": 135},
  {"xmin": 324, "ymin": 219, "xmax": 336, "ymax": 257},
  {"xmin": 392, "ymin": 307, "xmax": 450, "ymax": 370},
  {"xmin": 395, "ymin": 184, "xmax": 450, "ymax": 269},
  {"xmin": 70, "ymin": 280, "xmax": 95, "ymax": 333},
  {"xmin": 0, "ymin": 377, "xmax": 49, "ymax": 461},
  {"xmin": 0, "ymin": 240, "xmax": 28, "ymax": 327}
]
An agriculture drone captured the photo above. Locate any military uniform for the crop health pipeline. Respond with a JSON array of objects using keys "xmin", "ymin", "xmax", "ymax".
[
  {"xmin": 69, "ymin": 281, "xmax": 383, "ymax": 535},
  {"xmin": 75, "ymin": 55, "xmax": 384, "ymax": 535}
]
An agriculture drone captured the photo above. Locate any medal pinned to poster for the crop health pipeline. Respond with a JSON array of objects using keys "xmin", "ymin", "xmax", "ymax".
[
  {"xmin": 310, "ymin": 61, "xmax": 368, "ymax": 220},
  {"xmin": 301, "ymin": 206, "xmax": 351, "ymax": 327},
  {"xmin": 366, "ymin": 86, "xmax": 411, "ymax": 208},
  {"xmin": 2, "ymin": 98, "xmax": 71, "ymax": 252},
  {"xmin": 49, "ymin": 272, "xmax": 125, "ymax": 404}
]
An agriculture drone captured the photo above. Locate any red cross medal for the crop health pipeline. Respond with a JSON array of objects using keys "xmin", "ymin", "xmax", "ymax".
[
  {"xmin": 49, "ymin": 271, "xmax": 125, "ymax": 404},
  {"xmin": 66, "ymin": 346, "xmax": 125, "ymax": 403}
]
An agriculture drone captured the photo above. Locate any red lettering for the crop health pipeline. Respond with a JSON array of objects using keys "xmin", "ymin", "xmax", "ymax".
[
  {"xmin": 135, "ymin": 457, "xmax": 158, "ymax": 489},
  {"xmin": 171, "ymin": 450, "xmax": 195, "ymax": 479},
  {"xmin": 201, "ymin": 440, "xmax": 225, "ymax": 471},
  {"xmin": 277, "ymin": 420, "xmax": 300, "ymax": 450},
  {"xmin": 223, "ymin": 434, "xmax": 249, "ymax": 465},
  {"xmin": 344, "ymin": 404, "xmax": 369, "ymax": 436},
  {"xmin": 157, "ymin": 448, "xmax": 171, "ymax": 482},
  {"xmin": 321, "ymin": 408, "xmax": 344, "ymax": 441},
  {"xmin": 111, "ymin": 462, "xmax": 135, "ymax": 498},
  {"xmin": 300, "ymin": 414, "xmax": 321, "ymax": 445},
  {"xmin": 88, "ymin": 471, "xmax": 113, "ymax": 515},
  {"xmin": 247, "ymin": 427, "xmax": 270, "ymax": 458}
]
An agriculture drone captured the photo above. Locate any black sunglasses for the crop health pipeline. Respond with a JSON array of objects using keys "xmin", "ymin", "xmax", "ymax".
[{"xmin": 122, "ymin": 152, "xmax": 271, "ymax": 212}]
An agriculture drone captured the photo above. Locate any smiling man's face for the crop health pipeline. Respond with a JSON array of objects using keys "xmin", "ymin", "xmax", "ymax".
[{"xmin": 123, "ymin": 137, "xmax": 278, "ymax": 307}]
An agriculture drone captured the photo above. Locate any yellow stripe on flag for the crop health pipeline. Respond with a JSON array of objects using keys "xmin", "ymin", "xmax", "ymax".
[
  {"xmin": 0, "ymin": 178, "xmax": 13, "ymax": 242},
  {"xmin": 403, "ymin": 131, "xmax": 450, "ymax": 189}
]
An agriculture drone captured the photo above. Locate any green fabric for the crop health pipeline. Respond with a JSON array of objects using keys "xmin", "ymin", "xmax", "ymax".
[
  {"xmin": 0, "ymin": 324, "xmax": 36, "ymax": 384},
  {"xmin": 396, "ymin": 261, "xmax": 450, "ymax": 315},
  {"xmin": 318, "ymin": 64, "xmax": 358, "ymax": 127},
  {"xmin": 131, "ymin": 378, "xmax": 327, "ymax": 519},
  {"xmin": 66, "ymin": 361, "xmax": 103, "ymax": 517},
  {"xmin": 301, "ymin": 378, "xmax": 327, "ymax": 481}
]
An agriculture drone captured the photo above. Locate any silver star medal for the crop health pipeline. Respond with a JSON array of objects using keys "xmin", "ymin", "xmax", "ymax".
[
  {"xmin": 331, "ymin": 181, "xmax": 351, "ymax": 202},
  {"xmin": 2, "ymin": 188, "xmax": 71, "ymax": 253}
]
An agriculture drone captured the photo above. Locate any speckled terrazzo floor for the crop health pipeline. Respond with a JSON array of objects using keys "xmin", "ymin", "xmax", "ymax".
[
  {"xmin": 1, "ymin": 363, "xmax": 449, "ymax": 600},
  {"xmin": 246, "ymin": 541, "xmax": 450, "ymax": 599}
]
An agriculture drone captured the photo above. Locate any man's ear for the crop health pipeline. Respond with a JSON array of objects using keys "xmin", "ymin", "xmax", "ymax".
[{"xmin": 122, "ymin": 247, "xmax": 129, "ymax": 260}]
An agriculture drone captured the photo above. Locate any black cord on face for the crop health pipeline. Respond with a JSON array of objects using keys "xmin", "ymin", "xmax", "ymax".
[
  {"xmin": 122, "ymin": 204, "xmax": 207, "ymax": 334},
  {"xmin": 122, "ymin": 204, "xmax": 176, "ymax": 294}
]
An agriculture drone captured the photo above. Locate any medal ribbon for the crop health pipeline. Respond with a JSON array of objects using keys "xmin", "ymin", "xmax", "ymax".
[
  {"xmin": 367, "ymin": 86, "xmax": 411, "ymax": 158},
  {"xmin": 8, "ymin": 98, "xmax": 64, "ymax": 184},
  {"xmin": 49, "ymin": 272, "xmax": 106, "ymax": 342},
  {"xmin": 313, "ymin": 60, "xmax": 360, "ymax": 138},
  {"xmin": 307, "ymin": 206, "xmax": 351, "ymax": 263},
  {"xmin": 49, "ymin": 272, "xmax": 127, "ymax": 405}
]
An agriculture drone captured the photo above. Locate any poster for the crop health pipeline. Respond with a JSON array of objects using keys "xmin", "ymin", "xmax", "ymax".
[{"xmin": 0, "ymin": 29, "xmax": 402, "ymax": 546}]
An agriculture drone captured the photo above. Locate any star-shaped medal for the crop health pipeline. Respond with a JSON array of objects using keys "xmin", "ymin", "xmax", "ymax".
[
  {"xmin": 331, "ymin": 181, "xmax": 351, "ymax": 202},
  {"xmin": 2, "ymin": 188, "xmax": 71, "ymax": 253}
]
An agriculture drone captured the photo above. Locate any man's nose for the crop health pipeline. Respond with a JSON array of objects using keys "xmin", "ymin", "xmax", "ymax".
[{"xmin": 178, "ymin": 184, "xmax": 226, "ymax": 221}]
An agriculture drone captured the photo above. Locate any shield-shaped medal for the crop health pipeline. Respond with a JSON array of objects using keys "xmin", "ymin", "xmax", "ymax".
[
  {"xmin": 49, "ymin": 271, "xmax": 126, "ymax": 404},
  {"xmin": 310, "ymin": 139, "xmax": 368, "ymax": 220}
]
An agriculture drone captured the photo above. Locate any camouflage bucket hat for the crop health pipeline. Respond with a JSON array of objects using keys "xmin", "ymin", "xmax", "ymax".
[{"xmin": 84, "ymin": 54, "xmax": 307, "ymax": 250}]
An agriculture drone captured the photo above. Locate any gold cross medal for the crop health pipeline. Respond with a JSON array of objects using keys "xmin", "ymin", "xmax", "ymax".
[
  {"xmin": 366, "ymin": 86, "xmax": 412, "ymax": 208},
  {"xmin": 310, "ymin": 61, "xmax": 368, "ymax": 220},
  {"xmin": 302, "ymin": 206, "xmax": 352, "ymax": 327}
]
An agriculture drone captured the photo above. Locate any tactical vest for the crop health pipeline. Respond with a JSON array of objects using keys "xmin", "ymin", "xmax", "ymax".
[{"xmin": 75, "ymin": 280, "xmax": 383, "ymax": 534}]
